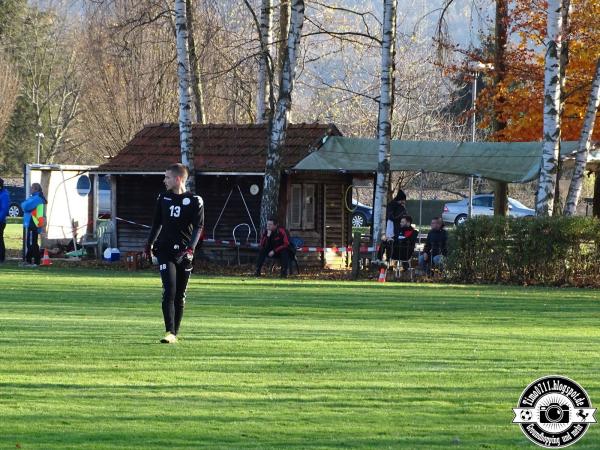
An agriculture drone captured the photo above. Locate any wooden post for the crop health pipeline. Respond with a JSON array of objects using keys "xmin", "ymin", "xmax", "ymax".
[
  {"xmin": 351, "ymin": 231, "xmax": 361, "ymax": 280},
  {"xmin": 321, "ymin": 184, "xmax": 327, "ymax": 267},
  {"xmin": 494, "ymin": 181, "xmax": 508, "ymax": 216},
  {"xmin": 593, "ymin": 172, "xmax": 600, "ymax": 218}
]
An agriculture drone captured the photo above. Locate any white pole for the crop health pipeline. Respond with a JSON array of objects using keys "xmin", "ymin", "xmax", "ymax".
[
  {"xmin": 59, "ymin": 168, "xmax": 78, "ymax": 255},
  {"xmin": 419, "ymin": 170, "xmax": 424, "ymax": 230},
  {"xmin": 468, "ymin": 73, "xmax": 478, "ymax": 218}
]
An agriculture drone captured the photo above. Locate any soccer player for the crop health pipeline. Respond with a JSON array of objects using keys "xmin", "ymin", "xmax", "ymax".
[{"xmin": 145, "ymin": 164, "xmax": 204, "ymax": 344}]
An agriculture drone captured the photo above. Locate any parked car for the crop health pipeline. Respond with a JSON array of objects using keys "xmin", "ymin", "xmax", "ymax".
[
  {"xmin": 5, "ymin": 185, "xmax": 26, "ymax": 217},
  {"xmin": 442, "ymin": 194, "xmax": 535, "ymax": 225},
  {"xmin": 351, "ymin": 200, "xmax": 373, "ymax": 228}
]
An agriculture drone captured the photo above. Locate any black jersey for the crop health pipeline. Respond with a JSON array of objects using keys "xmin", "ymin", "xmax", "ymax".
[{"xmin": 148, "ymin": 191, "xmax": 204, "ymax": 253}]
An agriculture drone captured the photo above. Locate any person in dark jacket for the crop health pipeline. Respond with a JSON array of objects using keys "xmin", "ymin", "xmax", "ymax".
[
  {"xmin": 374, "ymin": 190, "xmax": 408, "ymax": 265},
  {"xmin": 0, "ymin": 177, "xmax": 9, "ymax": 263},
  {"xmin": 419, "ymin": 217, "xmax": 447, "ymax": 273},
  {"xmin": 255, "ymin": 217, "xmax": 292, "ymax": 278},
  {"xmin": 145, "ymin": 163, "xmax": 204, "ymax": 344},
  {"xmin": 393, "ymin": 215, "xmax": 418, "ymax": 270},
  {"xmin": 386, "ymin": 189, "xmax": 407, "ymax": 233}
]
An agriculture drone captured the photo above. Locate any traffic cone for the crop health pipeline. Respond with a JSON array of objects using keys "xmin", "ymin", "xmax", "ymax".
[
  {"xmin": 378, "ymin": 267, "xmax": 386, "ymax": 283},
  {"xmin": 41, "ymin": 248, "xmax": 52, "ymax": 266}
]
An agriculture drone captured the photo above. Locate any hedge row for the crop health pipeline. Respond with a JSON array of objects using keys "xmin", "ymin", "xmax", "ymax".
[{"xmin": 445, "ymin": 216, "xmax": 600, "ymax": 287}]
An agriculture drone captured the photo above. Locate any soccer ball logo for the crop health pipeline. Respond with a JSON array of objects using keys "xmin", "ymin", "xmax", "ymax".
[{"xmin": 513, "ymin": 376, "xmax": 597, "ymax": 448}]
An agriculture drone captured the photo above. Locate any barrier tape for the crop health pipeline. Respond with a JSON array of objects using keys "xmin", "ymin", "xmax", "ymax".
[
  {"xmin": 116, "ymin": 217, "xmax": 377, "ymax": 254},
  {"xmin": 116, "ymin": 217, "xmax": 151, "ymax": 229}
]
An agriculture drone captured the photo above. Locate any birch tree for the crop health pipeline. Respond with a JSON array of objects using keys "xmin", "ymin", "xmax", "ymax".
[
  {"xmin": 372, "ymin": 0, "xmax": 397, "ymax": 251},
  {"xmin": 256, "ymin": 0, "xmax": 272, "ymax": 124},
  {"xmin": 553, "ymin": 0, "xmax": 571, "ymax": 215},
  {"xmin": 536, "ymin": 0, "xmax": 563, "ymax": 216},
  {"xmin": 564, "ymin": 58, "xmax": 600, "ymax": 215},
  {"xmin": 185, "ymin": 0, "xmax": 206, "ymax": 124},
  {"xmin": 259, "ymin": 0, "xmax": 304, "ymax": 230},
  {"xmin": 278, "ymin": 0, "xmax": 290, "ymax": 76},
  {"xmin": 174, "ymin": 0, "xmax": 195, "ymax": 192}
]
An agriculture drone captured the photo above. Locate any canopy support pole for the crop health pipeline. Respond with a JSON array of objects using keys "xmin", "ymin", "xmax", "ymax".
[
  {"xmin": 419, "ymin": 170, "xmax": 424, "ymax": 230},
  {"xmin": 468, "ymin": 176, "xmax": 474, "ymax": 218}
]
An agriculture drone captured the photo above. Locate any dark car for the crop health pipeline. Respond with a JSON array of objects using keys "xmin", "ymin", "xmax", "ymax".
[
  {"xmin": 5, "ymin": 185, "xmax": 26, "ymax": 217},
  {"xmin": 351, "ymin": 200, "xmax": 373, "ymax": 228}
]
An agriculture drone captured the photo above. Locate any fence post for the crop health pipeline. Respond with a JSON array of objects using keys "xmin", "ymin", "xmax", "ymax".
[{"xmin": 351, "ymin": 231, "xmax": 361, "ymax": 280}]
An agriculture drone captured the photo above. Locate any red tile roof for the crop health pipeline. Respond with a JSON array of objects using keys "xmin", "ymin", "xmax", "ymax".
[{"xmin": 98, "ymin": 123, "xmax": 342, "ymax": 173}]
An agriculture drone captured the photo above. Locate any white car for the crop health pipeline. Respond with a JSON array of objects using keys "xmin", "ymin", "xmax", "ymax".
[{"xmin": 442, "ymin": 194, "xmax": 535, "ymax": 225}]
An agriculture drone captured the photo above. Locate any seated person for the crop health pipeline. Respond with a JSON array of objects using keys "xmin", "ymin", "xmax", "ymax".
[
  {"xmin": 393, "ymin": 215, "xmax": 418, "ymax": 270},
  {"xmin": 375, "ymin": 215, "xmax": 417, "ymax": 269},
  {"xmin": 419, "ymin": 217, "xmax": 447, "ymax": 273},
  {"xmin": 255, "ymin": 217, "xmax": 293, "ymax": 278}
]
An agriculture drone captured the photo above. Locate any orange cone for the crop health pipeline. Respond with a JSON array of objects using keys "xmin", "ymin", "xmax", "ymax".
[
  {"xmin": 378, "ymin": 267, "xmax": 386, "ymax": 283},
  {"xmin": 41, "ymin": 248, "xmax": 52, "ymax": 266}
]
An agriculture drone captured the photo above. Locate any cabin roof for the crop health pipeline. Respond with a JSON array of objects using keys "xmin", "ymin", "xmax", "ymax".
[{"xmin": 97, "ymin": 123, "xmax": 342, "ymax": 173}]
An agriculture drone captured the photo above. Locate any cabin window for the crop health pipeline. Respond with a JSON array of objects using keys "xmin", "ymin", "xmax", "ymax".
[{"xmin": 289, "ymin": 183, "xmax": 316, "ymax": 230}]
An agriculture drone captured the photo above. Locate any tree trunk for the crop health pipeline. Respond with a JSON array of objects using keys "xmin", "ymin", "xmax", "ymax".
[
  {"xmin": 278, "ymin": 0, "xmax": 290, "ymax": 77},
  {"xmin": 372, "ymin": 0, "xmax": 397, "ymax": 252},
  {"xmin": 535, "ymin": 0, "xmax": 563, "ymax": 216},
  {"xmin": 175, "ymin": 0, "xmax": 195, "ymax": 193},
  {"xmin": 257, "ymin": 0, "xmax": 273, "ymax": 124},
  {"xmin": 493, "ymin": 0, "xmax": 509, "ymax": 216},
  {"xmin": 553, "ymin": 0, "xmax": 571, "ymax": 215},
  {"xmin": 259, "ymin": 0, "xmax": 304, "ymax": 231},
  {"xmin": 564, "ymin": 58, "xmax": 600, "ymax": 215},
  {"xmin": 186, "ymin": 0, "xmax": 206, "ymax": 124}
]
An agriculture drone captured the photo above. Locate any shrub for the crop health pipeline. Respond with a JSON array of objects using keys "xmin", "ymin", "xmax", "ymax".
[{"xmin": 445, "ymin": 216, "xmax": 600, "ymax": 287}]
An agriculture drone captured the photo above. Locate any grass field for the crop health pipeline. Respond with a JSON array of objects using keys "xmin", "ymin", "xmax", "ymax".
[
  {"xmin": 0, "ymin": 267, "xmax": 599, "ymax": 449},
  {"xmin": 4, "ymin": 223, "xmax": 22, "ymax": 256}
]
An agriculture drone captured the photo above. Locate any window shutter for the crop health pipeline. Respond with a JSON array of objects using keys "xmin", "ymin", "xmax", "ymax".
[
  {"xmin": 289, "ymin": 184, "xmax": 302, "ymax": 228},
  {"xmin": 303, "ymin": 184, "xmax": 316, "ymax": 229}
]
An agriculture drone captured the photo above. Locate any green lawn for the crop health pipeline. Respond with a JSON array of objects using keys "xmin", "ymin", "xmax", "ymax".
[
  {"xmin": 0, "ymin": 268, "xmax": 599, "ymax": 449},
  {"xmin": 4, "ymin": 223, "xmax": 22, "ymax": 255}
]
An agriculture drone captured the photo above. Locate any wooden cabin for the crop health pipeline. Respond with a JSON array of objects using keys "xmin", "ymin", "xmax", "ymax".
[{"xmin": 93, "ymin": 123, "xmax": 353, "ymax": 268}]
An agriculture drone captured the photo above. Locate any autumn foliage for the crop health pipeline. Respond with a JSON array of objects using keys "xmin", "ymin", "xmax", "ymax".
[{"xmin": 478, "ymin": 0, "xmax": 600, "ymax": 142}]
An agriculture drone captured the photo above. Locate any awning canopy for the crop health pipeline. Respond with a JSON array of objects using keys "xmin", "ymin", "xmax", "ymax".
[{"xmin": 293, "ymin": 136, "xmax": 589, "ymax": 183}]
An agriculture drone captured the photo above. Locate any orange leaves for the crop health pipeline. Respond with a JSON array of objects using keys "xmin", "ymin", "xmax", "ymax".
[{"xmin": 484, "ymin": 0, "xmax": 600, "ymax": 142}]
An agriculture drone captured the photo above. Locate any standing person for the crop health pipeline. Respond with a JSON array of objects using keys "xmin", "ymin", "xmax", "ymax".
[
  {"xmin": 21, "ymin": 183, "xmax": 47, "ymax": 267},
  {"xmin": 386, "ymin": 189, "xmax": 407, "ymax": 231},
  {"xmin": 145, "ymin": 164, "xmax": 204, "ymax": 344},
  {"xmin": 374, "ymin": 189, "xmax": 408, "ymax": 265},
  {"xmin": 254, "ymin": 217, "xmax": 293, "ymax": 278},
  {"xmin": 419, "ymin": 217, "xmax": 448, "ymax": 274},
  {"xmin": 0, "ymin": 178, "xmax": 9, "ymax": 263}
]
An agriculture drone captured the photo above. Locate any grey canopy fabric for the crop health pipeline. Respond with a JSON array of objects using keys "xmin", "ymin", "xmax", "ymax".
[{"xmin": 294, "ymin": 136, "xmax": 581, "ymax": 183}]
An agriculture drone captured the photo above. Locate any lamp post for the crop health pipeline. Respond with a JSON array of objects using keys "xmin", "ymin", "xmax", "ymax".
[{"xmin": 35, "ymin": 132, "xmax": 44, "ymax": 164}]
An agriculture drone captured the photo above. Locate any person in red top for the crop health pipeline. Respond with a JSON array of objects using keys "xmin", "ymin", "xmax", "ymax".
[
  {"xmin": 255, "ymin": 217, "xmax": 292, "ymax": 278},
  {"xmin": 394, "ymin": 215, "xmax": 418, "ymax": 270}
]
